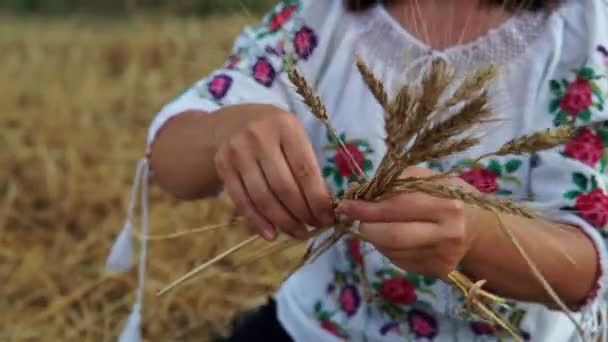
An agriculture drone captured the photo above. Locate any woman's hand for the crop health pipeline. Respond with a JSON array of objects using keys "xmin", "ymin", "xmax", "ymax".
[
  {"xmin": 337, "ymin": 167, "xmax": 481, "ymax": 278},
  {"xmin": 214, "ymin": 107, "xmax": 335, "ymax": 241}
]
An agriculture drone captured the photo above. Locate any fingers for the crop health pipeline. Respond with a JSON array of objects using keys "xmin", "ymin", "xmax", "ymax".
[
  {"xmin": 338, "ymin": 193, "xmax": 464, "ymax": 225},
  {"xmin": 359, "ymin": 221, "xmax": 442, "ymax": 251},
  {"xmin": 236, "ymin": 150, "xmax": 310, "ymax": 240},
  {"xmin": 215, "ymin": 145, "xmax": 276, "ymax": 240},
  {"xmin": 258, "ymin": 146, "xmax": 319, "ymax": 228},
  {"xmin": 280, "ymin": 120, "xmax": 335, "ymax": 227}
]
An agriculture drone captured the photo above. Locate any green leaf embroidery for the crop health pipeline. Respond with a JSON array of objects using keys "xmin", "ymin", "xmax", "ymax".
[
  {"xmin": 487, "ymin": 160, "xmax": 503, "ymax": 176},
  {"xmin": 549, "ymin": 80, "xmax": 561, "ymax": 94},
  {"xmin": 318, "ymin": 312, "xmax": 330, "ymax": 321},
  {"xmin": 333, "ymin": 172, "xmax": 344, "ymax": 188},
  {"xmin": 406, "ymin": 274, "xmax": 421, "ymax": 288},
  {"xmin": 423, "ymin": 276, "xmax": 437, "ymax": 286},
  {"xmin": 580, "ymin": 66, "xmax": 596, "ymax": 80},
  {"xmin": 591, "ymin": 176, "xmax": 599, "ymax": 190},
  {"xmin": 352, "ymin": 273, "xmax": 360, "ymax": 283},
  {"xmin": 505, "ymin": 159, "xmax": 523, "ymax": 174},
  {"xmin": 564, "ymin": 190, "xmax": 583, "ymax": 200},
  {"xmin": 549, "ymin": 98, "xmax": 561, "ymax": 113},
  {"xmin": 554, "ymin": 111, "xmax": 569, "ymax": 126},
  {"xmin": 323, "ymin": 166, "xmax": 333, "ymax": 178},
  {"xmin": 598, "ymin": 129, "xmax": 608, "ymax": 145},
  {"xmin": 323, "ymin": 145, "xmax": 338, "ymax": 151},
  {"xmin": 314, "ymin": 301, "xmax": 322, "ymax": 313},
  {"xmin": 509, "ymin": 309, "xmax": 527, "ymax": 328},
  {"xmin": 454, "ymin": 159, "xmax": 474, "ymax": 168},
  {"xmin": 372, "ymin": 282, "xmax": 381, "ymax": 290},
  {"xmin": 561, "ymin": 79, "xmax": 570, "ymax": 89},
  {"xmin": 573, "ymin": 173, "xmax": 589, "ymax": 191},
  {"xmin": 340, "ymin": 133, "xmax": 347, "ymax": 142},
  {"xmin": 579, "ymin": 109, "xmax": 592, "ymax": 122},
  {"xmin": 363, "ymin": 159, "xmax": 373, "ymax": 172},
  {"xmin": 596, "ymin": 102, "xmax": 605, "ymax": 112},
  {"xmin": 497, "ymin": 189, "xmax": 513, "ymax": 196}
]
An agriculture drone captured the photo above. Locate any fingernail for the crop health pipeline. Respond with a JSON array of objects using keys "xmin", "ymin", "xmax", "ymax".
[{"xmin": 262, "ymin": 227, "xmax": 276, "ymax": 241}]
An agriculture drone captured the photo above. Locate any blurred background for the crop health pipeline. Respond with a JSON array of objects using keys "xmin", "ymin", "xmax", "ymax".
[{"xmin": 0, "ymin": 0, "xmax": 304, "ymax": 340}]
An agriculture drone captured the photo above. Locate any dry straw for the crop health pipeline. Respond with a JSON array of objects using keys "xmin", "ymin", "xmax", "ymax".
[{"xmin": 157, "ymin": 56, "xmax": 585, "ymax": 340}]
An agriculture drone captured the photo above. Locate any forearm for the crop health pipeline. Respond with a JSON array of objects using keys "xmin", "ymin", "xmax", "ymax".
[
  {"xmin": 462, "ymin": 208, "xmax": 599, "ymax": 308},
  {"xmin": 149, "ymin": 104, "xmax": 282, "ymax": 200}
]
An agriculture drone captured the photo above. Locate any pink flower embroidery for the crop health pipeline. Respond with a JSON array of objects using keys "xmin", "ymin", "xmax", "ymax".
[
  {"xmin": 207, "ymin": 74, "xmax": 233, "ymax": 100},
  {"xmin": 252, "ymin": 57, "xmax": 276, "ymax": 88},
  {"xmin": 407, "ymin": 309, "xmax": 438, "ymax": 339},
  {"xmin": 339, "ymin": 285, "xmax": 361, "ymax": 317},
  {"xmin": 294, "ymin": 26, "xmax": 318, "ymax": 60}
]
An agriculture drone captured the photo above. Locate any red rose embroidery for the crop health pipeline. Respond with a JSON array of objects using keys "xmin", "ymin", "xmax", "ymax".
[
  {"xmin": 459, "ymin": 168, "xmax": 498, "ymax": 193},
  {"xmin": 471, "ymin": 322, "xmax": 495, "ymax": 336},
  {"xmin": 564, "ymin": 128, "xmax": 604, "ymax": 166},
  {"xmin": 560, "ymin": 78, "xmax": 593, "ymax": 116},
  {"xmin": 348, "ymin": 238, "xmax": 363, "ymax": 266},
  {"xmin": 269, "ymin": 5, "xmax": 297, "ymax": 31},
  {"xmin": 335, "ymin": 143, "xmax": 364, "ymax": 177},
  {"xmin": 574, "ymin": 189, "xmax": 608, "ymax": 229},
  {"xmin": 379, "ymin": 278, "xmax": 417, "ymax": 305},
  {"xmin": 294, "ymin": 26, "xmax": 318, "ymax": 60},
  {"xmin": 320, "ymin": 320, "xmax": 344, "ymax": 338},
  {"xmin": 339, "ymin": 285, "xmax": 361, "ymax": 317}
]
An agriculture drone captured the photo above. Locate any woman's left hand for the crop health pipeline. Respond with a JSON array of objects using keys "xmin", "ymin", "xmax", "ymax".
[{"xmin": 336, "ymin": 167, "xmax": 481, "ymax": 278}]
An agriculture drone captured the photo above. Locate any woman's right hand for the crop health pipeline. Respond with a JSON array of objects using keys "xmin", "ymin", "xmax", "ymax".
[{"xmin": 214, "ymin": 107, "xmax": 335, "ymax": 241}]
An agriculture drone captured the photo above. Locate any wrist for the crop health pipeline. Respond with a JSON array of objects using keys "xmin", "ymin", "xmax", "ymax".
[{"xmin": 460, "ymin": 205, "xmax": 495, "ymax": 275}]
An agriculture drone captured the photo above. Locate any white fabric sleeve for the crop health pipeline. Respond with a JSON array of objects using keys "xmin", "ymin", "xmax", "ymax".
[{"xmin": 145, "ymin": 0, "xmax": 320, "ymax": 152}]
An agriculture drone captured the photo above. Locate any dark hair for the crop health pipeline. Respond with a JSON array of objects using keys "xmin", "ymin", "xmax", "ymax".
[{"xmin": 345, "ymin": 0, "xmax": 549, "ymax": 11}]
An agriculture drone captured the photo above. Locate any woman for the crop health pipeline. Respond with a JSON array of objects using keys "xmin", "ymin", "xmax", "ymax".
[{"xmin": 147, "ymin": 0, "xmax": 608, "ymax": 340}]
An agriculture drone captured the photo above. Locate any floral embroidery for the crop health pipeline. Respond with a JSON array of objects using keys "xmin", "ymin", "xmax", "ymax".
[
  {"xmin": 564, "ymin": 127, "xmax": 604, "ymax": 167},
  {"xmin": 455, "ymin": 159, "xmax": 523, "ymax": 196},
  {"xmin": 313, "ymin": 301, "xmax": 348, "ymax": 339},
  {"xmin": 378, "ymin": 309, "xmax": 439, "ymax": 340},
  {"xmin": 548, "ymin": 65, "xmax": 605, "ymax": 126},
  {"xmin": 322, "ymin": 132, "xmax": 374, "ymax": 195},
  {"xmin": 563, "ymin": 172, "xmax": 608, "ymax": 233},
  {"xmin": 268, "ymin": 4, "xmax": 298, "ymax": 31},
  {"xmin": 408, "ymin": 309, "xmax": 439, "ymax": 339},
  {"xmin": 470, "ymin": 307, "xmax": 531, "ymax": 340},
  {"xmin": 339, "ymin": 285, "xmax": 361, "ymax": 317},
  {"xmin": 252, "ymin": 57, "xmax": 276, "ymax": 87},
  {"xmin": 294, "ymin": 26, "xmax": 318, "ymax": 60},
  {"xmin": 372, "ymin": 268, "xmax": 437, "ymax": 318},
  {"xmin": 207, "ymin": 74, "xmax": 233, "ymax": 100},
  {"xmin": 378, "ymin": 277, "xmax": 417, "ymax": 305}
]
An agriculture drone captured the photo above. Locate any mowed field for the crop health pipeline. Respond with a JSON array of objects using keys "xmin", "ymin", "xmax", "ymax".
[{"xmin": 0, "ymin": 14, "xmax": 303, "ymax": 341}]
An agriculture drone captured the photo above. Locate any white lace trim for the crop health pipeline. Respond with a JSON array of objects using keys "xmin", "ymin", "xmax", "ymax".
[{"xmin": 349, "ymin": 4, "xmax": 551, "ymax": 75}]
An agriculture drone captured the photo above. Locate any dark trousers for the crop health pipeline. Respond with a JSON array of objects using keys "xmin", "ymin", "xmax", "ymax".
[{"xmin": 226, "ymin": 298, "xmax": 294, "ymax": 342}]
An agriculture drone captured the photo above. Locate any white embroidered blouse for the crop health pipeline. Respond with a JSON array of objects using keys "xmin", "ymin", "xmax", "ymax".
[{"xmin": 146, "ymin": 1, "xmax": 608, "ymax": 340}]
